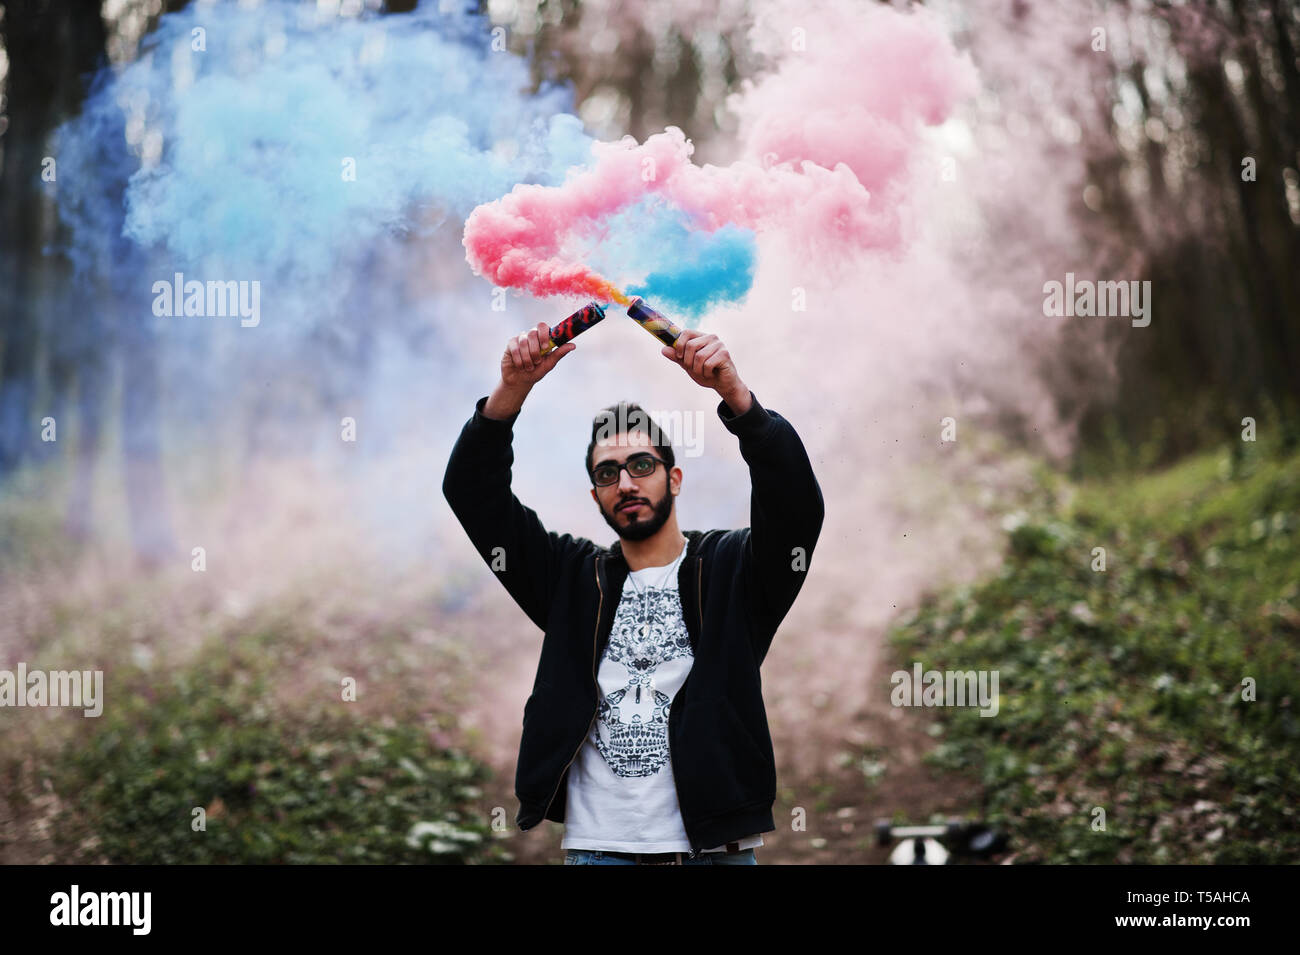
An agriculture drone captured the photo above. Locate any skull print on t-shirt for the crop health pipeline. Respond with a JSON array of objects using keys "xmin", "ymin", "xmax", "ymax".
[{"xmin": 592, "ymin": 584, "xmax": 694, "ymax": 777}]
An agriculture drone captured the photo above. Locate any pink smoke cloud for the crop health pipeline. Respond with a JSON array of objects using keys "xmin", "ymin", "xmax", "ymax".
[{"xmin": 462, "ymin": 0, "xmax": 978, "ymax": 302}]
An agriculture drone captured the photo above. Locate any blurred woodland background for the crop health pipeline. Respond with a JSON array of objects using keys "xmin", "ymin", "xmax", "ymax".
[{"xmin": 1, "ymin": 0, "xmax": 1297, "ymax": 864}]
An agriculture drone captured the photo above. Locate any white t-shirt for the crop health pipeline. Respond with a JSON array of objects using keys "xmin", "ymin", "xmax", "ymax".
[{"xmin": 561, "ymin": 539, "xmax": 765, "ymax": 854}]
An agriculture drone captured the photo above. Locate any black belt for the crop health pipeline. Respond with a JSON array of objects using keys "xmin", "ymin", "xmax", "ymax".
[{"xmin": 604, "ymin": 843, "xmax": 745, "ymax": 865}]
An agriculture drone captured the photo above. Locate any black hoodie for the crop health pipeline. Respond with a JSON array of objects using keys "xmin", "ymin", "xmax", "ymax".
[{"xmin": 442, "ymin": 391, "xmax": 825, "ymax": 856}]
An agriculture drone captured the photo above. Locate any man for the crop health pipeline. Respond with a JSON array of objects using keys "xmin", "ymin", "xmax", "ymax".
[{"xmin": 442, "ymin": 320, "xmax": 824, "ymax": 865}]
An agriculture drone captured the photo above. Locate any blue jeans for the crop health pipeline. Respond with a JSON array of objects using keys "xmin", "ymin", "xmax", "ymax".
[{"xmin": 564, "ymin": 848, "xmax": 757, "ymax": 865}]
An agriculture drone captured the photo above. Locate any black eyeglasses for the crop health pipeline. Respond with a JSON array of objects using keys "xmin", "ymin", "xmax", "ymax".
[{"xmin": 590, "ymin": 452, "xmax": 668, "ymax": 487}]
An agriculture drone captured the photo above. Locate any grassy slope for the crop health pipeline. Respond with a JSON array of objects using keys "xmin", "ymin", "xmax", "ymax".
[
  {"xmin": 888, "ymin": 442, "xmax": 1300, "ymax": 863},
  {"xmin": 45, "ymin": 623, "xmax": 505, "ymax": 864},
  {"xmin": 0, "ymin": 488, "xmax": 508, "ymax": 864}
]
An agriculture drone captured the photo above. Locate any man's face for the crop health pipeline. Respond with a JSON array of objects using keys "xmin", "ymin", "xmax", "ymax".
[{"xmin": 589, "ymin": 430, "xmax": 680, "ymax": 542}]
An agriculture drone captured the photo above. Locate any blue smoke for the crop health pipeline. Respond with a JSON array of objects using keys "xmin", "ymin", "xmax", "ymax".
[
  {"xmin": 52, "ymin": 0, "xmax": 755, "ymax": 331},
  {"xmin": 53, "ymin": 0, "xmax": 593, "ymax": 315},
  {"xmin": 582, "ymin": 196, "xmax": 757, "ymax": 323},
  {"xmin": 624, "ymin": 223, "xmax": 756, "ymax": 322}
]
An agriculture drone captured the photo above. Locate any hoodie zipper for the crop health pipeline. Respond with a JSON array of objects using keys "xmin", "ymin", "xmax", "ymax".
[
  {"xmin": 535, "ymin": 557, "xmax": 603, "ymax": 828},
  {"xmin": 667, "ymin": 553, "xmax": 706, "ymax": 860}
]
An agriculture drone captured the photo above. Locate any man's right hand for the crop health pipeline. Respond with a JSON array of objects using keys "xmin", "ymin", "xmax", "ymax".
[
  {"xmin": 501, "ymin": 322, "xmax": 575, "ymax": 388},
  {"xmin": 484, "ymin": 323, "xmax": 576, "ymax": 419}
]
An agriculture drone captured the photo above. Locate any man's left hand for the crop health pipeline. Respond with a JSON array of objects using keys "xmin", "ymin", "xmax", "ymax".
[{"xmin": 662, "ymin": 329, "xmax": 751, "ymax": 413}]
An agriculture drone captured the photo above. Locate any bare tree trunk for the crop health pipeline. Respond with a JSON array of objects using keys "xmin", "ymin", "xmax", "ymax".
[
  {"xmin": 0, "ymin": 0, "xmax": 106, "ymax": 476},
  {"xmin": 64, "ymin": 304, "xmax": 108, "ymax": 542}
]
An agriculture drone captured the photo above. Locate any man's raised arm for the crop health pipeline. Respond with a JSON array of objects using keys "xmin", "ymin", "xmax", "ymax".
[
  {"xmin": 441, "ymin": 324, "xmax": 579, "ymax": 631},
  {"xmin": 660, "ymin": 329, "xmax": 825, "ymax": 663},
  {"xmin": 718, "ymin": 393, "xmax": 824, "ymax": 660}
]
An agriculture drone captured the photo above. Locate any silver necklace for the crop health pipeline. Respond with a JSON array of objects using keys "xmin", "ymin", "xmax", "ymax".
[{"xmin": 626, "ymin": 538, "xmax": 687, "ymax": 640}]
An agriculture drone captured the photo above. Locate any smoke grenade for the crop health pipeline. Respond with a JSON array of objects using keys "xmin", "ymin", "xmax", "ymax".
[
  {"xmin": 625, "ymin": 296, "xmax": 684, "ymax": 348},
  {"xmin": 538, "ymin": 301, "xmax": 607, "ymax": 355}
]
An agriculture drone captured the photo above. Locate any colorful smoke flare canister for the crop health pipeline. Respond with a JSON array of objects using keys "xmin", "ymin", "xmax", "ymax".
[
  {"xmin": 538, "ymin": 301, "xmax": 607, "ymax": 355},
  {"xmin": 625, "ymin": 296, "xmax": 684, "ymax": 348}
]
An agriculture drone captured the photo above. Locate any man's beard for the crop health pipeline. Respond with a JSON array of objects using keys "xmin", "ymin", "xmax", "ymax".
[{"xmin": 600, "ymin": 484, "xmax": 674, "ymax": 542}]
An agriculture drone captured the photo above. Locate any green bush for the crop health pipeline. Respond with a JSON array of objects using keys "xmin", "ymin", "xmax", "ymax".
[
  {"xmin": 890, "ymin": 439, "xmax": 1300, "ymax": 863},
  {"xmin": 51, "ymin": 628, "xmax": 505, "ymax": 864}
]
